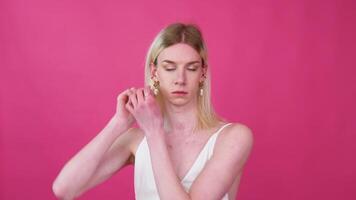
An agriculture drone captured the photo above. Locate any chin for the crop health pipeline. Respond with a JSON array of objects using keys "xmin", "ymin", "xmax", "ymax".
[
  {"xmin": 170, "ymin": 101, "xmax": 189, "ymax": 107},
  {"xmin": 168, "ymin": 96, "xmax": 195, "ymax": 106}
]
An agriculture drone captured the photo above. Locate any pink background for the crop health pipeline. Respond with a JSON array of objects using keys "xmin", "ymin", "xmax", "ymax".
[{"xmin": 1, "ymin": 0, "xmax": 355, "ymax": 199}]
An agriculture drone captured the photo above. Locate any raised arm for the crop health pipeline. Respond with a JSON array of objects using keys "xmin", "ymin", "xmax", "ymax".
[{"xmin": 52, "ymin": 88, "xmax": 137, "ymax": 200}]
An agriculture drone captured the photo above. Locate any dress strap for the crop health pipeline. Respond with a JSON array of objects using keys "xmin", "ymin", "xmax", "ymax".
[{"xmin": 215, "ymin": 122, "xmax": 233, "ymax": 136}]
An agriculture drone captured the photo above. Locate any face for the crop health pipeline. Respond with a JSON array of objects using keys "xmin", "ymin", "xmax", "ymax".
[{"xmin": 150, "ymin": 43, "xmax": 206, "ymax": 106}]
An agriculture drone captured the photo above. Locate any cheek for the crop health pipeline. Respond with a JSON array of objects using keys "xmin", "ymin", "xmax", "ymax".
[
  {"xmin": 157, "ymin": 78, "xmax": 171, "ymax": 93},
  {"xmin": 188, "ymin": 74, "xmax": 201, "ymax": 85},
  {"xmin": 157, "ymin": 71, "xmax": 177, "ymax": 85}
]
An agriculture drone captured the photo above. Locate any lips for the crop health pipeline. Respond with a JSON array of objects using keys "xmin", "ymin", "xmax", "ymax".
[{"xmin": 172, "ymin": 91, "xmax": 188, "ymax": 94}]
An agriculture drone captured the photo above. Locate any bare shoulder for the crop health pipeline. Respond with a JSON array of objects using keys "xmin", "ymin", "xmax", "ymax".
[
  {"xmin": 214, "ymin": 122, "xmax": 254, "ymax": 164},
  {"xmin": 222, "ymin": 122, "xmax": 254, "ymax": 146}
]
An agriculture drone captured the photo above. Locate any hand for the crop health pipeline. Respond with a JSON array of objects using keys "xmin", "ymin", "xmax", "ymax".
[
  {"xmin": 125, "ymin": 86, "xmax": 163, "ymax": 134},
  {"xmin": 114, "ymin": 88, "xmax": 136, "ymax": 128}
]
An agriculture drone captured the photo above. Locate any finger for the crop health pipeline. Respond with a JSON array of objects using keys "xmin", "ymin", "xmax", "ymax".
[
  {"xmin": 121, "ymin": 89, "xmax": 132, "ymax": 104},
  {"xmin": 127, "ymin": 97, "xmax": 133, "ymax": 107},
  {"xmin": 143, "ymin": 86, "xmax": 150, "ymax": 99},
  {"xmin": 117, "ymin": 90, "xmax": 130, "ymax": 107},
  {"xmin": 125, "ymin": 100, "xmax": 134, "ymax": 113},
  {"xmin": 126, "ymin": 89, "xmax": 135, "ymax": 108},
  {"xmin": 129, "ymin": 92, "xmax": 138, "ymax": 108},
  {"xmin": 136, "ymin": 88, "xmax": 144, "ymax": 103},
  {"xmin": 147, "ymin": 86, "xmax": 155, "ymax": 97},
  {"xmin": 127, "ymin": 87, "xmax": 137, "ymax": 106}
]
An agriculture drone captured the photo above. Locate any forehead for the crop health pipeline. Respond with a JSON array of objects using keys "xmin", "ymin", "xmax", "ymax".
[{"xmin": 157, "ymin": 43, "xmax": 201, "ymax": 64}]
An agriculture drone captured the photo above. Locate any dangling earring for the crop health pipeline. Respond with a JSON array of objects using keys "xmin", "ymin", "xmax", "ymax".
[
  {"xmin": 153, "ymin": 80, "xmax": 160, "ymax": 95},
  {"xmin": 150, "ymin": 78, "xmax": 160, "ymax": 96},
  {"xmin": 199, "ymin": 81, "xmax": 204, "ymax": 96}
]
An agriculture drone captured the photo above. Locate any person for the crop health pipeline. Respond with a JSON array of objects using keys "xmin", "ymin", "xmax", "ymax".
[{"xmin": 52, "ymin": 22, "xmax": 254, "ymax": 200}]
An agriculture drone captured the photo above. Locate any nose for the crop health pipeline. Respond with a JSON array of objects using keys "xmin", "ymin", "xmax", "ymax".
[{"xmin": 174, "ymin": 68, "xmax": 186, "ymax": 86}]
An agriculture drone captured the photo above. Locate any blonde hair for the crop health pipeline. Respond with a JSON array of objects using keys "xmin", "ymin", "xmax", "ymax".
[{"xmin": 144, "ymin": 22, "xmax": 225, "ymax": 131}]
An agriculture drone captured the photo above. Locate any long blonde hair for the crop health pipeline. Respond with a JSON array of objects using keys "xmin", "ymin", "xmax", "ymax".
[{"xmin": 144, "ymin": 22, "xmax": 225, "ymax": 131}]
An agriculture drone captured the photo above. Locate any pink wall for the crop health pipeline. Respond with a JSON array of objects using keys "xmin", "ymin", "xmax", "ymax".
[{"xmin": 1, "ymin": 0, "xmax": 355, "ymax": 199}]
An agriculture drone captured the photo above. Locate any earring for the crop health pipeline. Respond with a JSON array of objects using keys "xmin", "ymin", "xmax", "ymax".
[
  {"xmin": 199, "ymin": 81, "xmax": 204, "ymax": 96},
  {"xmin": 153, "ymin": 80, "xmax": 159, "ymax": 95},
  {"xmin": 150, "ymin": 78, "xmax": 160, "ymax": 96}
]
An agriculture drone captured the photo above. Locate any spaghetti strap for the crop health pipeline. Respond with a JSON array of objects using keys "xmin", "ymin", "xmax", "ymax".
[{"xmin": 215, "ymin": 122, "xmax": 233, "ymax": 136}]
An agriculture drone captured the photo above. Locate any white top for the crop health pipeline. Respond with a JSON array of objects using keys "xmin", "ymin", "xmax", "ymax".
[{"xmin": 134, "ymin": 123, "xmax": 233, "ymax": 200}]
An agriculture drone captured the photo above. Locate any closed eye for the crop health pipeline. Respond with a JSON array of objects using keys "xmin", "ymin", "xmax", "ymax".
[
  {"xmin": 165, "ymin": 68, "xmax": 197, "ymax": 71},
  {"xmin": 163, "ymin": 64, "xmax": 199, "ymax": 71}
]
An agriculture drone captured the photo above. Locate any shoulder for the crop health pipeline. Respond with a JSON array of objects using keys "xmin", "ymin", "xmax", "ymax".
[
  {"xmin": 214, "ymin": 122, "xmax": 254, "ymax": 163},
  {"xmin": 223, "ymin": 122, "xmax": 254, "ymax": 145}
]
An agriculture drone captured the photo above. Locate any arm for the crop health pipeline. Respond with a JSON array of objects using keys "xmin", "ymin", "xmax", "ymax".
[
  {"xmin": 52, "ymin": 88, "xmax": 138, "ymax": 199},
  {"xmin": 146, "ymin": 124, "xmax": 254, "ymax": 200},
  {"xmin": 52, "ymin": 116, "xmax": 133, "ymax": 200},
  {"xmin": 146, "ymin": 129, "xmax": 190, "ymax": 200}
]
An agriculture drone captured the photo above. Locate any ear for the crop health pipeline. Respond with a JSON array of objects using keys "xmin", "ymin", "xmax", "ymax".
[
  {"xmin": 200, "ymin": 65, "xmax": 207, "ymax": 82},
  {"xmin": 150, "ymin": 62, "xmax": 158, "ymax": 81}
]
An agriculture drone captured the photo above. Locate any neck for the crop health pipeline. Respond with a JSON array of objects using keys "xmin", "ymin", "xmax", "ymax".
[{"xmin": 163, "ymin": 100, "xmax": 199, "ymax": 134}]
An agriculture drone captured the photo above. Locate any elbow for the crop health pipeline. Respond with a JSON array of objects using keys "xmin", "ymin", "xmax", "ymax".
[
  {"xmin": 52, "ymin": 181, "xmax": 67, "ymax": 199},
  {"xmin": 52, "ymin": 180, "xmax": 76, "ymax": 200}
]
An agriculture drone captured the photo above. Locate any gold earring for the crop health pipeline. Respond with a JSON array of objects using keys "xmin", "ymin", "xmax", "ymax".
[
  {"xmin": 199, "ymin": 81, "xmax": 204, "ymax": 96},
  {"xmin": 150, "ymin": 78, "xmax": 160, "ymax": 95},
  {"xmin": 154, "ymin": 80, "xmax": 159, "ymax": 95}
]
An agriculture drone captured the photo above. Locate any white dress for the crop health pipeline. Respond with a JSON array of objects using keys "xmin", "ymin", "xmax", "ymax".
[{"xmin": 134, "ymin": 123, "xmax": 233, "ymax": 200}]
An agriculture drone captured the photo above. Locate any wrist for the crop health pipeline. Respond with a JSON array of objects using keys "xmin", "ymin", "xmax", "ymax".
[
  {"xmin": 145, "ymin": 126, "xmax": 165, "ymax": 140},
  {"xmin": 112, "ymin": 114, "xmax": 130, "ymax": 125},
  {"xmin": 109, "ymin": 115, "xmax": 131, "ymax": 134}
]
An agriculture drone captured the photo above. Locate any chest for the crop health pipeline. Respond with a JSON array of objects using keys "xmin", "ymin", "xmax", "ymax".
[{"xmin": 165, "ymin": 134, "xmax": 213, "ymax": 181}]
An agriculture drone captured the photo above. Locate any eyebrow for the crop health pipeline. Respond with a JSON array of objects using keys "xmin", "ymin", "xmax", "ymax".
[{"xmin": 161, "ymin": 59, "xmax": 201, "ymax": 65}]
